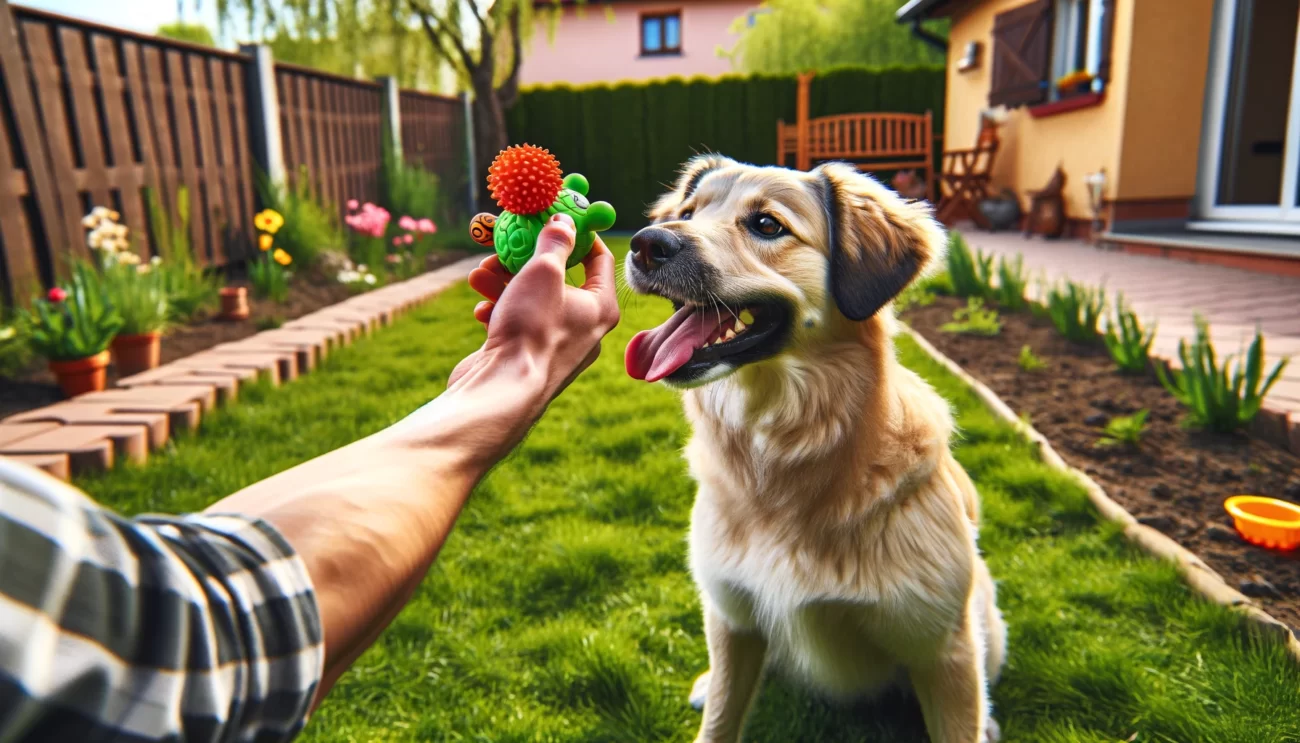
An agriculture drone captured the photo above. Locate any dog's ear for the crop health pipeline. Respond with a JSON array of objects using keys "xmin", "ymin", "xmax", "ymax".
[
  {"xmin": 647, "ymin": 154, "xmax": 736, "ymax": 223},
  {"xmin": 815, "ymin": 162, "xmax": 946, "ymax": 322}
]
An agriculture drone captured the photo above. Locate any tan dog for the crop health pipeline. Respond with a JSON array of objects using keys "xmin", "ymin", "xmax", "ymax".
[{"xmin": 623, "ymin": 156, "xmax": 1007, "ymax": 743}]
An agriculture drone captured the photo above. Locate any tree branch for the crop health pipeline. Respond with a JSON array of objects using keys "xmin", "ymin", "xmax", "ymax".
[
  {"xmin": 497, "ymin": 4, "xmax": 524, "ymax": 108},
  {"xmin": 409, "ymin": 0, "xmax": 477, "ymax": 73}
]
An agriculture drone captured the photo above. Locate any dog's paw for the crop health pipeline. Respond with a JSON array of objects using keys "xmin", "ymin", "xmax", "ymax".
[
  {"xmin": 983, "ymin": 716, "xmax": 1002, "ymax": 743},
  {"xmin": 688, "ymin": 670, "xmax": 711, "ymax": 711}
]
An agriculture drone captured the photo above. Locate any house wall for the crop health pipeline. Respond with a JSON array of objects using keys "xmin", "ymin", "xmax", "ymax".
[
  {"xmin": 520, "ymin": 1, "xmax": 754, "ymax": 86},
  {"xmin": 1114, "ymin": 0, "xmax": 1216, "ymax": 202}
]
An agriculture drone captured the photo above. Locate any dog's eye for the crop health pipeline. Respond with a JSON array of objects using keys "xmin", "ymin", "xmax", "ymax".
[
  {"xmin": 679, "ymin": 209, "xmax": 693, "ymax": 221},
  {"xmin": 750, "ymin": 213, "xmax": 784, "ymax": 238}
]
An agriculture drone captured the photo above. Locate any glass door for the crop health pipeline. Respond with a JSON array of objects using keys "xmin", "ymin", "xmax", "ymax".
[{"xmin": 1198, "ymin": 0, "xmax": 1300, "ymax": 229}]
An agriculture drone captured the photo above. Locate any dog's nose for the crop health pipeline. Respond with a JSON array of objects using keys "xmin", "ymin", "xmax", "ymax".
[{"xmin": 630, "ymin": 227, "xmax": 682, "ymax": 270}]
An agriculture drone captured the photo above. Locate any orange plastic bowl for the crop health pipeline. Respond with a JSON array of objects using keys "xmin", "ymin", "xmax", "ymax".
[{"xmin": 1224, "ymin": 496, "xmax": 1300, "ymax": 551}]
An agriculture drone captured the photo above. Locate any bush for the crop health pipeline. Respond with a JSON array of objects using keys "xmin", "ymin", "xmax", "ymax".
[
  {"xmin": 257, "ymin": 168, "xmax": 346, "ymax": 267},
  {"xmin": 144, "ymin": 186, "xmax": 219, "ymax": 322},
  {"xmin": 1104, "ymin": 296, "xmax": 1155, "ymax": 375},
  {"xmin": 21, "ymin": 261, "xmax": 123, "ymax": 361},
  {"xmin": 994, "ymin": 254, "xmax": 1029, "ymax": 311},
  {"xmin": 941, "ymin": 297, "xmax": 1001, "ymax": 336},
  {"xmin": 1096, "ymin": 409, "xmax": 1149, "ymax": 448},
  {"xmin": 382, "ymin": 138, "xmax": 445, "ymax": 234},
  {"xmin": 250, "ymin": 252, "xmax": 292, "ymax": 303},
  {"xmin": 945, "ymin": 233, "xmax": 993, "ymax": 299},
  {"xmin": 1155, "ymin": 316, "xmax": 1289, "ymax": 433},
  {"xmin": 1046, "ymin": 281, "xmax": 1105, "ymax": 343},
  {"xmin": 509, "ymin": 65, "xmax": 945, "ymax": 229}
]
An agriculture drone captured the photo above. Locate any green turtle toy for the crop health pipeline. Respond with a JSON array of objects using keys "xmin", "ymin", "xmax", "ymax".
[{"xmin": 468, "ymin": 144, "xmax": 616, "ymax": 274}]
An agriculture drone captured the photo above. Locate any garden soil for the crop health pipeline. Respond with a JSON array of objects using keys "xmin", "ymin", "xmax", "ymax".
[
  {"xmin": 906, "ymin": 295, "xmax": 1300, "ymax": 633},
  {"xmin": 1, "ymin": 251, "xmax": 470, "ymax": 420}
]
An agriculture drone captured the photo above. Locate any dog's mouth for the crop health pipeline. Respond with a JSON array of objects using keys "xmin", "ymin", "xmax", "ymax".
[{"xmin": 625, "ymin": 299, "xmax": 791, "ymax": 384}]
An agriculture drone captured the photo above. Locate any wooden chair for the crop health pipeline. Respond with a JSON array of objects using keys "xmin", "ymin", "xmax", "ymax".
[
  {"xmin": 936, "ymin": 124, "xmax": 1000, "ymax": 228},
  {"xmin": 777, "ymin": 72, "xmax": 935, "ymax": 202}
]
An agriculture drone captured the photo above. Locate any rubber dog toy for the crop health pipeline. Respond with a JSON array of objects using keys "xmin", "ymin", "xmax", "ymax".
[
  {"xmin": 468, "ymin": 144, "xmax": 616, "ymax": 274},
  {"xmin": 1225, "ymin": 495, "xmax": 1300, "ymax": 551}
]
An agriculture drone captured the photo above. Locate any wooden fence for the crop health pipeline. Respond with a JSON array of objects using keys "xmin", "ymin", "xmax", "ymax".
[{"xmin": 0, "ymin": 0, "xmax": 468, "ymax": 305}]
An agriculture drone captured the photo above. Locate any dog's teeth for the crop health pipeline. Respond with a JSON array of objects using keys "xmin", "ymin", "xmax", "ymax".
[
  {"xmin": 739, "ymin": 309, "xmax": 755, "ymax": 324},
  {"xmin": 734, "ymin": 320, "xmax": 747, "ymax": 332},
  {"xmin": 724, "ymin": 329, "xmax": 736, "ymax": 341}
]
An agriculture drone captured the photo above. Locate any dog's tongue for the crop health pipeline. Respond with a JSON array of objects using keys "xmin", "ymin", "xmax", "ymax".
[{"xmin": 626, "ymin": 305, "xmax": 726, "ymax": 382}]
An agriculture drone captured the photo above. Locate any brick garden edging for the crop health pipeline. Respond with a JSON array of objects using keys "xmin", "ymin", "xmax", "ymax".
[
  {"xmin": 0, "ymin": 257, "xmax": 482, "ymax": 480},
  {"xmin": 903, "ymin": 326, "xmax": 1300, "ymax": 665}
]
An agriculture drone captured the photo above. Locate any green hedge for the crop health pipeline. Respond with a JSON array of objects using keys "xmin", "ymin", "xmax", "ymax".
[{"xmin": 506, "ymin": 65, "xmax": 945, "ymax": 230}]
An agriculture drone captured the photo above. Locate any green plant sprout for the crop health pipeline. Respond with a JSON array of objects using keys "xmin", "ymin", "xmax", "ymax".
[
  {"xmin": 1156, "ymin": 316, "xmax": 1289, "ymax": 433},
  {"xmin": 1046, "ymin": 281, "xmax": 1105, "ymax": 343},
  {"xmin": 941, "ymin": 297, "xmax": 1002, "ymax": 336},
  {"xmin": 1096, "ymin": 409, "xmax": 1150, "ymax": 448},
  {"xmin": 1018, "ymin": 344, "xmax": 1048, "ymax": 372},
  {"xmin": 1104, "ymin": 295, "xmax": 1155, "ymax": 375}
]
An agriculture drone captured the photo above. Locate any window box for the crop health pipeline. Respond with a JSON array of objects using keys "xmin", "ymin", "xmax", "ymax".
[{"xmin": 1028, "ymin": 91, "xmax": 1105, "ymax": 118}]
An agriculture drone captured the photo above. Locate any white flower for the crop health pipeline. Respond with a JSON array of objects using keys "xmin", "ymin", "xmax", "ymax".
[
  {"xmin": 117, "ymin": 252, "xmax": 140, "ymax": 265},
  {"xmin": 82, "ymin": 214, "xmax": 98, "ymax": 229},
  {"xmin": 337, "ymin": 270, "xmax": 359, "ymax": 283},
  {"xmin": 115, "ymin": 224, "xmax": 129, "ymax": 238},
  {"xmin": 151, "ymin": 256, "xmax": 162, "ymax": 266},
  {"xmin": 0, "ymin": 326, "xmax": 15, "ymax": 342},
  {"xmin": 363, "ymin": 273, "xmax": 376, "ymax": 285},
  {"xmin": 91, "ymin": 206, "xmax": 109, "ymax": 219},
  {"xmin": 356, "ymin": 264, "xmax": 368, "ymax": 273},
  {"xmin": 108, "ymin": 210, "xmax": 120, "ymax": 222},
  {"xmin": 87, "ymin": 233, "xmax": 104, "ymax": 249}
]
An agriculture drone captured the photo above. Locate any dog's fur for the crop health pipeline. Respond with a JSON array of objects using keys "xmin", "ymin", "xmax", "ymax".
[{"xmin": 624, "ymin": 156, "xmax": 1007, "ymax": 743}]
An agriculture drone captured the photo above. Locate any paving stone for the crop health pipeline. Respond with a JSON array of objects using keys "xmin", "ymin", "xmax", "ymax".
[
  {"xmin": 0, "ymin": 424, "xmax": 147, "ymax": 474},
  {"xmin": 2, "ymin": 453, "xmax": 71, "ymax": 480},
  {"xmin": 282, "ymin": 316, "xmax": 364, "ymax": 343},
  {"xmin": 0, "ymin": 422, "xmax": 60, "ymax": 446},
  {"xmin": 213, "ymin": 339, "xmax": 315, "ymax": 374},
  {"xmin": 116, "ymin": 368, "xmax": 243, "ymax": 406},
  {"xmin": 5, "ymin": 403, "xmax": 170, "ymax": 449},
  {"xmin": 76, "ymin": 385, "xmax": 213, "ymax": 431},
  {"xmin": 204, "ymin": 344, "xmax": 300, "ymax": 381},
  {"xmin": 170, "ymin": 351, "xmax": 284, "ymax": 385}
]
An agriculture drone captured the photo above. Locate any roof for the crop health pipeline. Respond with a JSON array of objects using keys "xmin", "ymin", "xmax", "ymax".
[{"xmin": 895, "ymin": 0, "xmax": 956, "ymax": 23}]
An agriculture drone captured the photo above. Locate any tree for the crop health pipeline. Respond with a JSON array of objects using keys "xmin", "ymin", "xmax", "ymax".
[
  {"xmin": 216, "ymin": 0, "xmax": 536, "ymax": 209},
  {"xmin": 724, "ymin": 0, "xmax": 946, "ymax": 75},
  {"xmin": 156, "ymin": 21, "xmax": 218, "ymax": 46}
]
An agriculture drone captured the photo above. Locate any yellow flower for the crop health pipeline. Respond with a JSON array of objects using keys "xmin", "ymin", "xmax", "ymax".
[
  {"xmin": 258, "ymin": 233, "xmax": 273, "ymax": 251},
  {"xmin": 273, "ymin": 248, "xmax": 292, "ymax": 266},
  {"xmin": 254, "ymin": 209, "xmax": 284, "ymax": 235}
]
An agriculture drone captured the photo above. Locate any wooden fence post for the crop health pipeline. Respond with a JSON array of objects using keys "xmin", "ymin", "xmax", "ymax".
[
  {"xmin": 239, "ymin": 43, "xmax": 285, "ymax": 188},
  {"xmin": 461, "ymin": 91, "xmax": 477, "ymax": 216},
  {"xmin": 795, "ymin": 71, "xmax": 813, "ymax": 172},
  {"xmin": 377, "ymin": 76, "xmax": 403, "ymax": 162}
]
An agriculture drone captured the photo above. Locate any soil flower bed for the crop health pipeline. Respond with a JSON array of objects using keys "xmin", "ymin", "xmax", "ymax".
[{"xmin": 904, "ymin": 294, "xmax": 1300, "ymax": 632}]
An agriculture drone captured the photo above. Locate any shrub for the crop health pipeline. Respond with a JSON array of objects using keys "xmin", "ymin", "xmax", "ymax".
[
  {"xmin": 144, "ymin": 186, "xmax": 219, "ymax": 322},
  {"xmin": 1046, "ymin": 281, "xmax": 1105, "ymax": 343},
  {"xmin": 21, "ymin": 261, "xmax": 123, "ymax": 361},
  {"xmin": 1018, "ymin": 344, "xmax": 1047, "ymax": 372},
  {"xmin": 0, "ymin": 314, "xmax": 31, "ymax": 377},
  {"xmin": 257, "ymin": 168, "xmax": 346, "ymax": 267},
  {"xmin": 1096, "ymin": 409, "xmax": 1149, "ymax": 448},
  {"xmin": 250, "ymin": 251, "xmax": 293, "ymax": 303},
  {"xmin": 1104, "ymin": 296, "xmax": 1155, "ymax": 375},
  {"xmin": 994, "ymin": 254, "xmax": 1029, "ymax": 311},
  {"xmin": 941, "ymin": 297, "xmax": 1001, "ymax": 336},
  {"xmin": 1156, "ymin": 316, "xmax": 1289, "ymax": 433},
  {"xmin": 98, "ymin": 263, "xmax": 169, "ymax": 336},
  {"xmin": 945, "ymin": 232, "xmax": 994, "ymax": 298},
  {"xmin": 381, "ymin": 135, "xmax": 446, "ymax": 234}
]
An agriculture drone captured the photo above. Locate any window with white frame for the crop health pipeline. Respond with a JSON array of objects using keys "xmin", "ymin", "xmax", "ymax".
[{"xmin": 1051, "ymin": 0, "xmax": 1106, "ymax": 96}]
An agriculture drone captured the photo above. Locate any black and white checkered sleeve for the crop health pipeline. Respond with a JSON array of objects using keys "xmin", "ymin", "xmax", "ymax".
[{"xmin": 0, "ymin": 457, "xmax": 324, "ymax": 743}]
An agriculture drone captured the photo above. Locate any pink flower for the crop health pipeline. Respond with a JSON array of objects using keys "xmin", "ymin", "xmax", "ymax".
[
  {"xmin": 347, "ymin": 199, "xmax": 359, "ymax": 211},
  {"xmin": 392, "ymin": 236, "xmax": 402, "ymax": 246},
  {"xmin": 47, "ymin": 287, "xmax": 67, "ymax": 303},
  {"xmin": 386, "ymin": 253, "xmax": 402, "ymax": 263},
  {"xmin": 417, "ymin": 218, "xmax": 437, "ymax": 234},
  {"xmin": 398, "ymin": 216, "xmax": 417, "ymax": 231},
  {"xmin": 403, "ymin": 234, "xmax": 414, "ymax": 244}
]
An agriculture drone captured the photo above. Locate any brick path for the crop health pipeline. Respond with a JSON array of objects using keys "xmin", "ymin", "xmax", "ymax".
[
  {"xmin": 0, "ymin": 257, "xmax": 480, "ymax": 480},
  {"xmin": 960, "ymin": 231, "xmax": 1300, "ymax": 452}
]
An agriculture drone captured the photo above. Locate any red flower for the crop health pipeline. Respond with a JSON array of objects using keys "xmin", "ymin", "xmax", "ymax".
[{"xmin": 47, "ymin": 287, "xmax": 67, "ymax": 303}]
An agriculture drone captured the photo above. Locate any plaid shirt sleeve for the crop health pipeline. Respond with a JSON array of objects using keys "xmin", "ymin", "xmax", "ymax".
[{"xmin": 0, "ymin": 457, "xmax": 324, "ymax": 743}]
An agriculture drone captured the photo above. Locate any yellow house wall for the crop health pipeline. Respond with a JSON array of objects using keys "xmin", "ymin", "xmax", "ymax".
[
  {"xmin": 944, "ymin": 0, "xmax": 1133, "ymax": 218},
  {"xmin": 1114, "ymin": 0, "xmax": 1215, "ymax": 200}
]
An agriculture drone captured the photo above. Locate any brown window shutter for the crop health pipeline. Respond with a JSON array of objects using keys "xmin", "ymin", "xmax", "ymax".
[
  {"xmin": 989, "ymin": 0, "xmax": 1054, "ymax": 108},
  {"xmin": 1097, "ymin": 0, "xmax": 1117, "ymax": 82}
]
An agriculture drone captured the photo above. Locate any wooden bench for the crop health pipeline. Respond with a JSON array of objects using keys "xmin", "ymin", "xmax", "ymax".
[{"xmin": 777, "ymin": 73, "xmax": 935, "ymax": 202}]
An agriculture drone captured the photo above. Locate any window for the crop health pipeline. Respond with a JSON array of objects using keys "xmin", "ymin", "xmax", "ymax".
[
  {"xmin": 988, "ymin": 0, "xmax": 1115, "ymax": 109},
  {"xmin": 641, "ymin": 11, "xmax": 682, "ymax": 56}
]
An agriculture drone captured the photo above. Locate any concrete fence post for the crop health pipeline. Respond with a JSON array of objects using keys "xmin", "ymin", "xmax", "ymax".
[
  {"xmin": 377, "ymin": 76, "xmax": 403, "ymax": 161},
  {"xmin": 239, "ymin": 44, "xmax": 285, "ymax": 187},
  {"xmin": 461, "ymin": 91, "xmax": 476, "ymax": 216}
]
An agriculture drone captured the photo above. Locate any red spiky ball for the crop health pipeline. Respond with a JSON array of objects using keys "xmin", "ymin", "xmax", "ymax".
[{"xmin": 487, "ymin": 144, "xmax": 564, "ymax": 216}]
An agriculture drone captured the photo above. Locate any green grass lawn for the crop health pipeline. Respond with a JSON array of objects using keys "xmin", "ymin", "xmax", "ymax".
[{"xmin": 80, "ymin": 239, "xmax": 1300, "ymax": 742}]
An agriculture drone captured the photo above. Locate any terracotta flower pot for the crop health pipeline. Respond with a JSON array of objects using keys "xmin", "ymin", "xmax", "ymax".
[
  {"xmin": 49, "ymin": 350, "xmax": 110, "ymax": 398},
  {"xmin": 111, "ymin": 331, "xmax": 162, "ymax": 377},
  {"xmin": 220, "ymin": 286, "xmax": 250, "ymax": 321}
]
